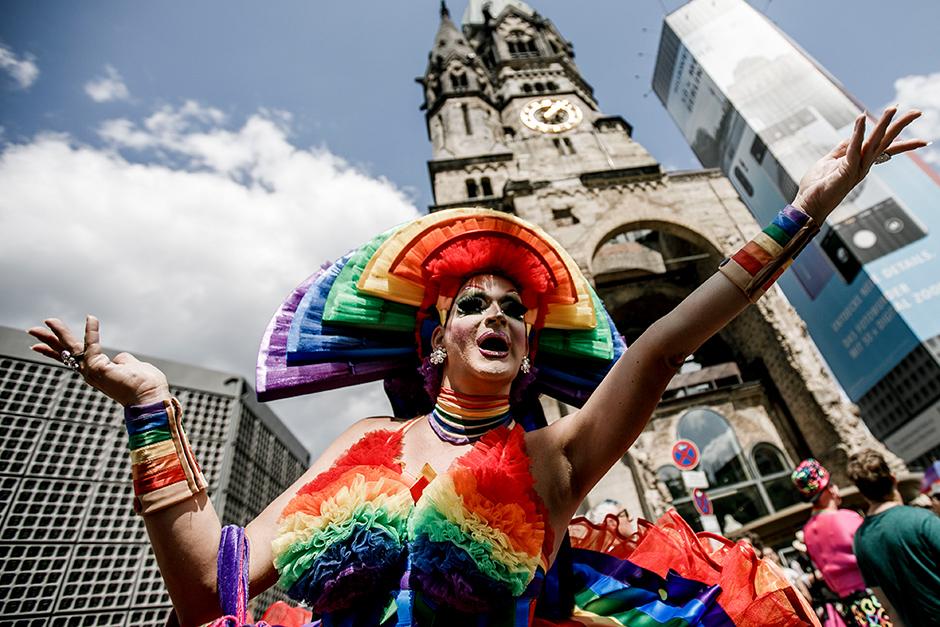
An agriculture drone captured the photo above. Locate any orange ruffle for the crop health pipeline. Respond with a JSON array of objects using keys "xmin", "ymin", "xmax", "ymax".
[
  {"xmin": 450, "ymin": 469, "xmax": 544, "ymax": 557},
  {"xmin": 449, "ymin": 426, "xmax": 553, "ymax": 556},
  {"xmin": 295, "ymin": 429, "xmax": 404, "ymax": 499},
  {"xmin": 282, "ymin": 464, "xmax": 410, "ymax": 519}
]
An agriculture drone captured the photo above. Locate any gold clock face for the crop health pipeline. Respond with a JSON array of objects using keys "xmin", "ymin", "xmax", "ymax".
[{"xmin": 520, "ymin": 97, "xmax": 583, "ymax": 133}]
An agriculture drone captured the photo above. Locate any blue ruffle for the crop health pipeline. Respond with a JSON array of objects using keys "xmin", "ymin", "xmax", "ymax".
[
  {"xmin": 408, "ymin": 534, "xmax": 513, "ymax": 612},
  {"xmin": 288, "ymin": 524, "xmax": 407, "ymax": 613}
]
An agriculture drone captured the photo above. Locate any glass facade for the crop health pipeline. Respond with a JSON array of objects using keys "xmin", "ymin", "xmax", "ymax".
[{"xmin": 653, "ymin": 0, "xmax": 940, "ymax": 464}]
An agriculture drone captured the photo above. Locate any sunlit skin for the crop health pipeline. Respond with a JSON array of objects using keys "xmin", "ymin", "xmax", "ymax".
[
  {"xmin": 812, "ymin": 484, "xmax": 842, "ymax": 512},
  {"xmin": 432, "ymin": 274, "xmax": 528, "ymax": 396},
  {"xmin": 25, "ymin": 107, "xmax": 928, "ymax": 626}
]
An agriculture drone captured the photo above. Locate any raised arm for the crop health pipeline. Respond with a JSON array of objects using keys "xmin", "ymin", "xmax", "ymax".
[
  {"xmin": 554, "ymin": 107, "xmax": 926, "ymax": 500},
  {"xmin": 26, "ymin": 315, "xmax": 374, "ymax": 626},
  {"xmin": 29, "ymin": 316, "xmax": 224, "ymax": 622}
]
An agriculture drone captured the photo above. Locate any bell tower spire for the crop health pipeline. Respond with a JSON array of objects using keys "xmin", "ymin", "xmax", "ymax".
[{"xmin": 418, "ymin": 2, "xmax": 502, "ymax": 161}]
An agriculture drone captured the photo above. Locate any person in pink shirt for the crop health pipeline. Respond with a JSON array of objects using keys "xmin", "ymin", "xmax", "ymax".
[{"xmin": 791, "ymin": 458, "xmax": 893, "ymax": 627}]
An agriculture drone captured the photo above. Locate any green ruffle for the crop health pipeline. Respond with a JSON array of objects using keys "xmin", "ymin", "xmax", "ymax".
[
  {"xmin": 408, "ymin": 505, "xmax": 532, "ymax": 595},
  {"xmin": 276, "ymin": 502, "xmax": 409, "ymax": 590},
  {"xmin": 322, "ymin": 228, "xmax": 419, "ymax": 332},
  {"xmin": 539, "ymin": 287, "xmax": 613, "ymax": 361}
]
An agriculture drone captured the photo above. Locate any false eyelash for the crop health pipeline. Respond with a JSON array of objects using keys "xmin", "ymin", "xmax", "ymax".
[{"xmin": 455, "ymin": 293, "xmax": 487, "ymax": 315}]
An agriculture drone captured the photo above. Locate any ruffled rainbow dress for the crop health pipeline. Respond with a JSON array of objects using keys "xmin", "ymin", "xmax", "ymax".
[
  {"xmin": 260, "ymin": 208, "xmax": 817, "ymax": 625},
  {"xmin": 270, "ymin": 423, "xmax": 818, "ymax": 627},
  {"xmin": 273, "ymin": 423, "xmax": 552, "ymax": 626}
]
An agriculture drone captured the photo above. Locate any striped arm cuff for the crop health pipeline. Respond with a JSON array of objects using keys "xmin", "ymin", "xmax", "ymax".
[
  {"xmin": 719, "ymin": 204, "xmax": 818, "ymax": 302},
  {"xmin": 125, "ymin": 397, "xmax": 208, "ymax": 515}
]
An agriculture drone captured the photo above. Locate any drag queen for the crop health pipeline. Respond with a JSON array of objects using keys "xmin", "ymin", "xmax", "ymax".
[{"xmin": 30, "ymin": 109, "xmax": 923, "ymax": 626}]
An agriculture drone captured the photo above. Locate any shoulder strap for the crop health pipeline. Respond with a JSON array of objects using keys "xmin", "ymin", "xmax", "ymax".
[
  {"xmin": 396, "ymin": 416, "xmax": 424, "ymax": 436},
  {"xmin": 217, "ymin": 525, "xmax": 250, "ymax": 623}
]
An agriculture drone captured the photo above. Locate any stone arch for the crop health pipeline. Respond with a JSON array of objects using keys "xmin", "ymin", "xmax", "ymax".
[{"xmin": 584, "ymin": 211, "xmax": 723, "ymax": 279}]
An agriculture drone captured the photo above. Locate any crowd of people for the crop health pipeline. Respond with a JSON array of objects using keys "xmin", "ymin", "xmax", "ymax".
[{"xmin": 785, "ymin": 454, "xmax": 940, "ymax": 626}]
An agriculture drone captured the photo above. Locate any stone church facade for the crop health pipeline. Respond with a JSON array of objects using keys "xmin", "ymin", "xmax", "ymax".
[{"xmin": 418, "ymin": 1, "xmax": 894, "ymax": 533}]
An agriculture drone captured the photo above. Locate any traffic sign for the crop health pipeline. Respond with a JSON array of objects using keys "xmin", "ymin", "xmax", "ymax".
[
  {"xmin": 692, "ymin": 488, "xmax": 713, "ymax": 516},
  {"xmin": 671, "ymin": 440, "xmax": 700, "ymax": 470}
]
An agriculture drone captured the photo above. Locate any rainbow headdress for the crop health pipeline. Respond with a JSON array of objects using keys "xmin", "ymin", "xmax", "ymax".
[{"xmin": 257, "ymin": 208, "xmax": 626, "ymax": 410}]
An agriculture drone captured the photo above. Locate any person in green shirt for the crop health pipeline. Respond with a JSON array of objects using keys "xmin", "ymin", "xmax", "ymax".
[{"xmin": 848, "ymin": 449, "xmax": 940, "ymax": 627}]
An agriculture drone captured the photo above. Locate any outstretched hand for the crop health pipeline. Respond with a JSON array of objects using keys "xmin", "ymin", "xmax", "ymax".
[
  {"xmin": 27, "ymin": 316, "xmax": 170, "ymax": 407},
  {"xmin": 792, "ymin": 107, "xmax": 927, "ymax": 222}
]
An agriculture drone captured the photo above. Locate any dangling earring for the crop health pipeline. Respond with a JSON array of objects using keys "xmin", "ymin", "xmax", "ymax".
[
  {"xmin": 430, "ymin": 346, "xmax": 447, "ymax": 365},
  {"xmin": 520, "ymin": 355, "xmax": 531, "ymax": 374}
]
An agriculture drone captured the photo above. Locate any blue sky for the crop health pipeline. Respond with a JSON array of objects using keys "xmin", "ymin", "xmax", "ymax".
[{"xmin": 2, "ymin": 0, "xmax": 938, "ymax": 454}]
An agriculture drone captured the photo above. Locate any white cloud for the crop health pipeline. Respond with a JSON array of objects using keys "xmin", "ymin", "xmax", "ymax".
[
  {"xmin": 890, "ymin": 71, "xmax": 940, "ymax": 166},
  {"xmin": 84, "ymin": 64, "xmax": 130, "ymax": 102},
  {"xmin": 0, "ymin": 102, "xmax": 419, "ymax": 455},
  {"xmin": 0, "ymin": 41, "xmax": 39, "ymax": 89}
]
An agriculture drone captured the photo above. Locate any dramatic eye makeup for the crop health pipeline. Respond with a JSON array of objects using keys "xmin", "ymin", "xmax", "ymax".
[
  {"xmin": 498, "ymin": 297, "xmax": 527, "ymax": 320},
  {"xmin": 455, "ymin": 293, "xmax": 487, "ymax": 315},
  {"xmin": 454, "ymin": 290, "xmax": 527, "ymax": 320}
]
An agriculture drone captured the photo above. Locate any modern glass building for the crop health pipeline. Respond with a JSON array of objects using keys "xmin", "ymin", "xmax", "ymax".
[
  {"xmin": 653, "ymin": 0, "xmax": 940, "ymax": 468},
  {"xmin": 0, "ymin": 325, "xmax": 309, "ymax": 625}
]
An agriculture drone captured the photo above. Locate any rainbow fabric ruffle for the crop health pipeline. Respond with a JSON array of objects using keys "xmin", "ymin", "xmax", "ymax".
[
  {"xmin": 272, "ymin": 423, "xmax": 552, "ymax": 623},
  {"xmin": 272, "ymin": 430, "xmax": 412, "ymax": 615},
  {"xmin": 408, "ymin": 425, "xmax": 550, "ymax": 613}
]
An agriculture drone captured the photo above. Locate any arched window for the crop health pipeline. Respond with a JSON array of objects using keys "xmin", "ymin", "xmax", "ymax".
[
  {"xmin": 752, "ymin": 442, "xmax": 799, "ymax": 511},
  {"xmin": 666, "ymin": 408, "xmax": 771, "ymax": 533},
  {"xmin": 752, "ymin": 442, "xmax": 787, "ymax": 475},
  {"xmin": 678, "ymin": 408, "xmax": 748, "ymax": 488},
  {"xmin": 465, "ymin": 179, "xmax": 478, "ymax": 198},
  {"xmin": 480, "ymin": 177, "xmax": 493, "ymax": 196},
  {"xmin": 450, "ymin": 72, "xmax": 469, "ymax": 91},
  {"xmin": 507, "ymin": 30, "xmax": 539, "ymax": 59},
  {"xmin": 546, "ymin": 81, "xmax": 558, "ymax": 91},
  {"xmin": 534, "ymin": 82, "xmax": 545, "ymax": 93},
  {"xmin": 522, "ymin": 83, "xmax": 532, "ymax": 93}
]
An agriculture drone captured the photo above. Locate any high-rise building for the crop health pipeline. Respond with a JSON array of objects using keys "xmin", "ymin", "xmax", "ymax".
[
  {"xmin": 418, "ymin": 0, "xmax": 893, "ymax": 535},
  {"xmin": 0, "ymin": 325, "xmax": 309, "ymax": 625},
  {"xmin": 653, "ymin": 0, "xmax": 940, "ymax": 468}
]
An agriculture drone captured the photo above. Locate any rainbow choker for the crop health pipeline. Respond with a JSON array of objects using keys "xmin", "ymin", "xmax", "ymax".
[{"xmin": 429, "ymin": 386, "xmax": 513, "ymax": 445}]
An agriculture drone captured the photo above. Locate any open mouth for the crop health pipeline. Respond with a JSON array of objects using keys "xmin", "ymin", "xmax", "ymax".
[{"xmin": 477, "ymin": 333, "xmax": 510, "ymax": 358}]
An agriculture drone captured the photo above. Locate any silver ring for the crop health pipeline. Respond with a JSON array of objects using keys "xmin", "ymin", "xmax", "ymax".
[
  {"xmin": 874, "ymin": 152, "xmax": 892, "ymax": 165},
  {"xmin": 60, "ymin": 349, "xmax": 85, "ymax": 371}
]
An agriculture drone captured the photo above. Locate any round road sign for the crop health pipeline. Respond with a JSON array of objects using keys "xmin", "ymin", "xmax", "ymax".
[
  {"xmin": 692, "ymin": 488, "xmax": 713, "ymax": 516},
  {"xmin": 671, "ymin": 440, "xmax": 700, "ymax": 470}
]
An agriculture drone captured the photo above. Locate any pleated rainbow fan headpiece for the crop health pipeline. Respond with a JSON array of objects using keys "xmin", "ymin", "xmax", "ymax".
[{"xmin": 256, "ymin": 208, "xmax": 626, "ymax": 410}]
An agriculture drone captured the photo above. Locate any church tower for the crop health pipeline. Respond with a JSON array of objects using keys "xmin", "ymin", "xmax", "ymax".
[{"xmin": 419, "ymin": 1, "xmax": 896, "ymax": 538}]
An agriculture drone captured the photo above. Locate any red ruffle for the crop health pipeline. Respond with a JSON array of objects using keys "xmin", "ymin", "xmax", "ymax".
[
  {"xmin": 421, "ymin": 234, "xmax": 557, "ymax": 309},
  {"xmin": 296, "ymin": 429, "xmax": 404, "ymax": 497},
  {"xmin": 624, "ymin": 510, "xmax": 819, "ymax": 626},
  {"xmin": 449, "ymin": 426, "xmax": 554, "ymax": 556}
]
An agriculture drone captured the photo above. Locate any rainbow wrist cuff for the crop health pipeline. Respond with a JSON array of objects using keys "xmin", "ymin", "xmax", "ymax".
[
  {"xmin": 125, "ymin": 398, "xmax": 207, "ymax": 515},
  {"xmin": 719, "ymin": 204, "xmax": 818, "ymax": 302}
]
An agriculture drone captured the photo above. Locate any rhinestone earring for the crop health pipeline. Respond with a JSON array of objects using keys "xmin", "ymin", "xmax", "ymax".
[
  {"xmin": 520, "ymin": 355, "xmax": 531, "ymax": 374},
  {"xmin": 429, "ymin": 346, "xmax": 447, "ymax": 365}
]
